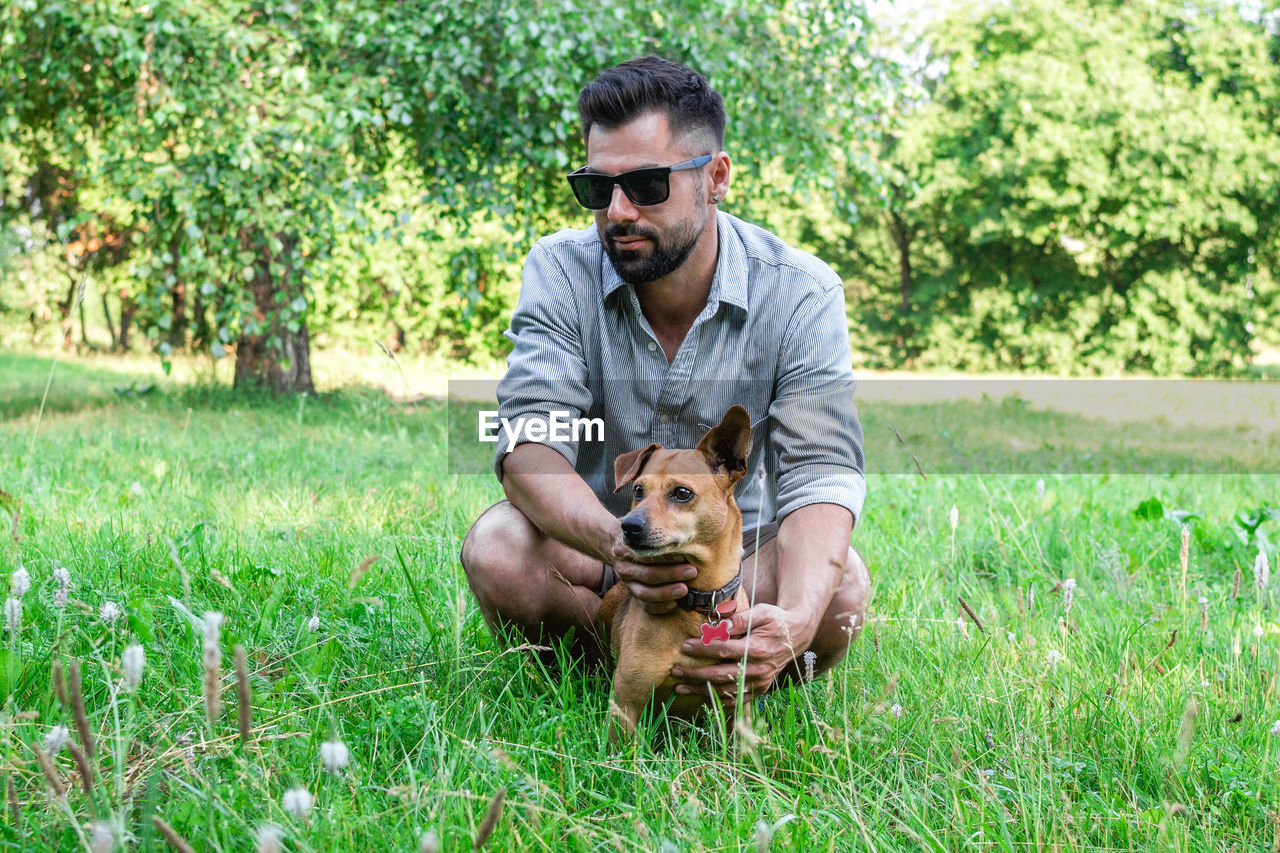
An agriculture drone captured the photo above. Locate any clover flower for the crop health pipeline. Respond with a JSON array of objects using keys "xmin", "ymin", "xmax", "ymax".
[
  {"xmin": 307, "ymin": 615, "xmax": 320, "ymax": 633},
  {"xmin": 4, "ymin": 598, "xmax": 20, "ymax": 632},
  {"xmin": 255, "ymin": 823, "xmax": 285, "ymax": 853},
  {"xmin": 122, "ymin": 644, "xmax": 146, "ymax": 690},
  {"xmin": 320, "ymin": 739, "xmax": 350, "ymax": 774},
  {"xmin": 889, "ymin": 703, "xmax": 903, "ymax": 719},
  {"xmin": 11, "ymin": 566, "xmax": 29, "ymax": 599},
  {"xmin": 43, "ymin": 725, "xmax": 70, "ymax": 754},
  {"xmin": 282, "ymin": 787, "xmax": 313, "ymax": 818},
  {"xmin": 100, "ymin": 601, "xmax": 123, "ymax": 623},
  {"xmin": 1270, "ymin": 720, "xmax": 1280, "ymax": 737},
  {"xmin": 53, "ymin": 567, "xmax": 71, "ymax": 608},
  {"xmin": 1046, "ymin": 649, "xmax": 1063, "ymax": 671}
]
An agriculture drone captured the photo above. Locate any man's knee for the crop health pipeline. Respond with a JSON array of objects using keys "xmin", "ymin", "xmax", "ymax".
[{"xmin": 461, "ymin": 501, "xmax": 539, "ymax": 618}]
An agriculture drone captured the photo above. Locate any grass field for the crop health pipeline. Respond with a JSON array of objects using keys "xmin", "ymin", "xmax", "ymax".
[{"xmin": 1, "ymin": 348, "xmax": 1278, "ymax": 851}]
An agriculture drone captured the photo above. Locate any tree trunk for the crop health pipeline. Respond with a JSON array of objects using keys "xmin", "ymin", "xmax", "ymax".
[
  {"xmin": 233, "ymin": 231, "xmax": 314, "ymax": 394},
  {"xmin": 889, "ymin": 211, "xmax": 913, "ymax": 312},
  {"xmin": 168, "ymin": 235, "xmax": 186, "ymax": 349},
  {"xmin": 118, "ymin": 291, "xmax": 136, "ymax": 351},
  {"xmin": 102, "ymin": 291, "xmax": 118, "ymax": 350}
]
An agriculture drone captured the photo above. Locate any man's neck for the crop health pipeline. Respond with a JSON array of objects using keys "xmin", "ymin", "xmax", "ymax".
[{"xmin": 635, "ymin": 214, "xmax": 720, "ymax": 350}]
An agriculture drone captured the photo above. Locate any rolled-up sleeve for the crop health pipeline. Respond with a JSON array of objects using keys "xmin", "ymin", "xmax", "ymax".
[
  {"xmin": 769, "ymin": 282, "xmax": 866, "ymax": 526},
  {"xmin": 493, "ymin": 242, "xmax": 594, "ymax": 480}
]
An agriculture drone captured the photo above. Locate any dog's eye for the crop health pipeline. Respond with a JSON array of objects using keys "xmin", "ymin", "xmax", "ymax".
[
  {"xmin": 632, "ymin": 483, "xmax": 644, "ymax": 500},
  {"xmin": 671, "ymin": 486, "xmax": 694, "ymax": 503}
]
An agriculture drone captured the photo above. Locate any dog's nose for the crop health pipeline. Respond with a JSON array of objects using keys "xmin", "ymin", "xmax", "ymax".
[{"xmin": 620, "ymin": 515, "xmax": 646, "ymax": 543}]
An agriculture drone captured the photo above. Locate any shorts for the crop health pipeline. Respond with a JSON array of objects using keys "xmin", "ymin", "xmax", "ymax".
[{"xmin": 597, "ymin": 521, "xmax": 779, "ymax": 597}]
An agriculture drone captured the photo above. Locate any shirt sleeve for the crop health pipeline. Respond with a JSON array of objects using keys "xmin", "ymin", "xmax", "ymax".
[
  {"xmin": 492, "ymin": 241, "xmax": 594, "ymax": 481},
  {"xmin": 768, "ymin": 280, "xmax": 867, "ymax": 527}
]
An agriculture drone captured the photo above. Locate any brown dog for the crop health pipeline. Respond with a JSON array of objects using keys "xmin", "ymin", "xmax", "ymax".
[{"xmin": 597, "ymin": 405, "xmax": 752, "ymax": 738}]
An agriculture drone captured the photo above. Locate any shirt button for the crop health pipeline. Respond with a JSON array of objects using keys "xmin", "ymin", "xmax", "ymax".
[
  {"xmin": 660, "ymin": 414, "xmax": 670, "ymax": 424},
  {"xmin": 647, "ymin": 341, "xmax": 657, "ymax": 352}
]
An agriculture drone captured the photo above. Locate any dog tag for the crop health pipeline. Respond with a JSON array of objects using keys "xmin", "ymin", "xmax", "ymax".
[{"xmin": 700, "ymin": 619, "xmax": 730, "ymax": 645}]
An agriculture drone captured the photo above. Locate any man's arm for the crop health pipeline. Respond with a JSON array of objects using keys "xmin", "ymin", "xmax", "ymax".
[
  {"xmin": 501, "ymin": 442, "xmax": 618, "ymax": 565},
  {"xmin": 772, "ymin": 502, "xmax": 853, "ymax": 652}
]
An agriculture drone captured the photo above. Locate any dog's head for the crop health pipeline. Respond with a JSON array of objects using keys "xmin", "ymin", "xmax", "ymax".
[{"xmin": 611, "ymin": 405, "xmax": 751, "ymax": 562}]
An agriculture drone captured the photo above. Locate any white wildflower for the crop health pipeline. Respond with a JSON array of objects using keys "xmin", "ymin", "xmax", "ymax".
[
  {"xmin": 89, "ymin": 821, "xmax": 113, "ymax": 853},
  {"xmin": 1271, "ymin": 720, "xmax": 1280, "ymax": 737},
  {"xmin": 889, "ymin": 703, "xmax": 903, "ymax": 719},
  {"xmin": 1006, "ymin": 631, "xmax": 1016, "ymax": 643},
  {"xmin": 53, "ymin": 566, "xmax": 71, "ymax": 608},
  {"xmin": 11, "ymin": 566, "xmax": 29, "ymax": 599},
  {"xmin": 1062, "ymin": 577, "xmax": 1077, "ymax": 613},
  {"xmin": 1257, "ymin": 550, "xmax": 1271, "ymax": 591},
  {"xmin": 1253, "ymin": 624, "xmax": 1265, "ymax": 639},
  {"xmin": 43, "ymin": 725, "xmax": 70, "ymax": 754},
  {"xmin": 307, "ymin": 615, "xmax": 320, "ymax": 633},
  {"xmin": 202, "ymin": 611, "xmax": 223, "ymax": 646},
  {"xmin": 100, "ymin": 601, "xmax": 123, "ymax": 623},
  {"xmin": 949, "ymin": 506, "xmax": 959, "ymax": 533},
  {"xmin": 129, "ymin": 481, "xmax": 144, "ymax": 497},
  {"xmin": 419, "ymin": 831, "xmax": 440, "ymax": 853},
  {"xmin": 122, "ymin": 644, "xmax": 146, "ymax": 690},
  {"xmin": 1036, "ymin": 478, "xmax": 1045, "ymax": 499},
  {"xmin": 282, "ymin": 787, "xmax": 313, "ymax": 818},
  {"xmin": 255, "ymin": 823, "xmax": 285, "ymax": 853},
  {"xmin": 4, "ymin": 598, "xmax": 20, "ymax": 632},
  {"xmin": 802, "ymin": 650, "xmax": 816, "ymax": 683},
  {"xmin": 320, "ymin": 739, "xmax": 350, "ymax": 774},
  {"xmin": 1046, "ymin": 649, "xmax": 1063, "ymax": 671}
]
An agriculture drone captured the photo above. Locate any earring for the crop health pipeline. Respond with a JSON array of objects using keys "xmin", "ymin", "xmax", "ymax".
[{"xmin": 712, "ymin": 195, "xmax": 721, "ymax": 203}]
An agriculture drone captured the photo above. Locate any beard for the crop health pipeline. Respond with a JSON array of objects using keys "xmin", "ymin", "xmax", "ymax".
[{"xmin": 602, "ymin": 215, "xmax": 705, "ymax": 286}]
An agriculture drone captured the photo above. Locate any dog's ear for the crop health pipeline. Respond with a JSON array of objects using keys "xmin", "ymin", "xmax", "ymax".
[
  {"xmin": 696, "ymin": 405, "xmax": 752, "ymax": 481},
  {"xmin": 613, "ymin": 443, "xmax": 662, "ymax": 493}
]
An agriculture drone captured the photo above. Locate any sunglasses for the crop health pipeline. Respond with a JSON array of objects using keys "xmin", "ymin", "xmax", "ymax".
[{"xmin": 566, "ymin": 154, "xmax": 713, "ymax": 210}]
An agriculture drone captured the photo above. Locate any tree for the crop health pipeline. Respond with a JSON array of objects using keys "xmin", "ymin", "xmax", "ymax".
[
  {"xmin": 2, "ymin": 0, "xmax": 889, "ymax": 391},
  {"xmin": 839, "ymin": 0, "xmax": 1280, "ymax": 374}
]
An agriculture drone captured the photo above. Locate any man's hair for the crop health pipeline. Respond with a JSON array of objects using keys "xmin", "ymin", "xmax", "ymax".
[{"xmin": 578, "ymin": 55, "xmax": 726, "ymax": 155}]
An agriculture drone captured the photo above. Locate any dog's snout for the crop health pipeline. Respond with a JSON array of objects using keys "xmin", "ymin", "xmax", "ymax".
[{"xmin": 620, "ymin": 514, "xmax": 646, "ymax": 544}]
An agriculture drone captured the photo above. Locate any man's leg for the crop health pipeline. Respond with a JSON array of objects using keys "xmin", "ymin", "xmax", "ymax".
[
  {"xmin": 460, "ymin": 500, "xmax": 609, "ymax": 665},
  {"xmin": 738, "ymin": 542, "xmax": 871, "ymax": 682}
]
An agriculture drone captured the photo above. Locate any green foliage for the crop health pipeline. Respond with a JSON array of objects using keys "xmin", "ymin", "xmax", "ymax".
[
  {"xmin": 837, "ymin": 0, "xmax": 1280, "ymax": 374},
  {"xmin": 0, "ymin": 0, "xmax": 885, "ymax": 384}
]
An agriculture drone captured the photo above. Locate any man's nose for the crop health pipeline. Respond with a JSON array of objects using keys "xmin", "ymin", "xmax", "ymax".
[{"xmin": 606, "ymin": 184, "xmax": 638, "ymax": 223}]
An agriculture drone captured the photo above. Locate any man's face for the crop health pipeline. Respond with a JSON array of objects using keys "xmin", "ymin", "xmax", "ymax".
[{"xmin": 585, "ymin": 112, "xmax": 710, "ymax": 286}]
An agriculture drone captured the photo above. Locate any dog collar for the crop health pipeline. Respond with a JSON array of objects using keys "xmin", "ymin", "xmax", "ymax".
[{"xmin": 676, "ymin": 572, "xmax": 742, "ymax": 612}]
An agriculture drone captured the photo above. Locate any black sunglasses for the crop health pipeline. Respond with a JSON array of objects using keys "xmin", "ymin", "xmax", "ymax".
[{"xmin": 566, "ymin": 154, "xmax": 713, "ymax": 210}]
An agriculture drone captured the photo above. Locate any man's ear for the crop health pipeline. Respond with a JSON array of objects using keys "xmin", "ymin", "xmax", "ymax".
[
  {"xmin": 696, "ymin": 405, "xmax": 751, "ymax": 481},
  {"xmin": 613, "ymin": 443, "xmax": 662, "ymax": 493}
]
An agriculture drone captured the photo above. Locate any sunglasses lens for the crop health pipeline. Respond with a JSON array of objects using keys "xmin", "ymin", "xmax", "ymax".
[
  {"xmin": 620, "ymin": 170, "xmax": 669, "ymax": 206},
  {"xmin": 568, "ymin": 175, "xmax": 611, "ymax": 209}
]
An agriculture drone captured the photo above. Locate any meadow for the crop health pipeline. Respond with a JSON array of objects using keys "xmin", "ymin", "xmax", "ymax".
[{"xmin": 0, "ymin": 348, "xmax": 1278, "ymax": 851}]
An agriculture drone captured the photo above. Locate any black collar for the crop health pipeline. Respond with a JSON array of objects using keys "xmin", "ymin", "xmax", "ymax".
[{"xmin": 676, "ymin": 572, "xmax": 741, "ymax": 613}]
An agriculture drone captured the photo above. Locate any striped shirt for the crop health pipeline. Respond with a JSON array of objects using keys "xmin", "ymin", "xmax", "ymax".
[{"xmin": 493, "ymin": 210, "xmax": 865, "ymax": 530}]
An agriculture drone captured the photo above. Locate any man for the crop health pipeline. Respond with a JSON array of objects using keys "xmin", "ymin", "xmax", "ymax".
[{"xmin": 462, "ymin": 55, "xmax": 869, "ymax": 707}]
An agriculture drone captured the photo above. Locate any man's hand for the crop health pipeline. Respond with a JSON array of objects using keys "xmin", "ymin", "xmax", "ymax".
[
  {"xmin": 668, "ymin": 603, "xmax": 812, "ymax": 705},
  {"xmin": 611, "ymin": 541, "xmax": 697, "ymax": 615}
]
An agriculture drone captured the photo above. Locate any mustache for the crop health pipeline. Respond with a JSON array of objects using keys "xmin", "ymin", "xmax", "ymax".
[{"xmin": 604, "ymin": 224, "xmax": 659, "ymax": 242}]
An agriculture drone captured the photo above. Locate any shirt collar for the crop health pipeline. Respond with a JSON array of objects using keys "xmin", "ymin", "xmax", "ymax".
[{"xmin": 599, "ymin": 211, "xmax": 749, "ymax": 314}]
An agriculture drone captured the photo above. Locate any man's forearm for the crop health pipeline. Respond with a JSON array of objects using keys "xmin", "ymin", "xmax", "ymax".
[
  {"xmin": 773, "ymin": 502, "xmax": 853, "ymax": 648},
  {"xmin": 501, "ymin": 442, "xmax": 619, "ymax": 564}
]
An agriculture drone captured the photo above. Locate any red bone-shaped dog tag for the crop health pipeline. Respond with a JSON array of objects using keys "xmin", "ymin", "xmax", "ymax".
[{"xmin": 700, "ymin": 619, "xmax": 731, "ymax": 645}]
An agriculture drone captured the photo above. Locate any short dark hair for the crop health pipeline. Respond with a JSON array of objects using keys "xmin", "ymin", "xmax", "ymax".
[{"xmin": 578, "ymin": 55, "xmax": 726, "ymax": 155}]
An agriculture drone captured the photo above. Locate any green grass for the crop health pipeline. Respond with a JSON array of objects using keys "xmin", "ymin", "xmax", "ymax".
[{"xmin": 1, "ymin": 348, "xmax": 1278, "ymax": 851}]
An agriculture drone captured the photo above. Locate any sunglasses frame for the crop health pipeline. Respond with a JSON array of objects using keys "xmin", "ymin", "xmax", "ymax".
[{"xmin": 566, "ymin": 154, "xmax": 714, "ymax": 210}]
